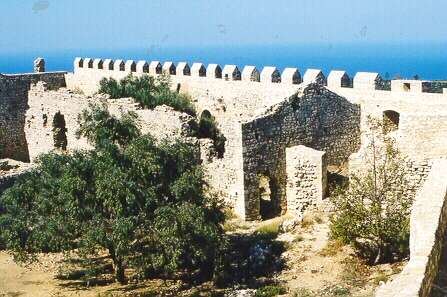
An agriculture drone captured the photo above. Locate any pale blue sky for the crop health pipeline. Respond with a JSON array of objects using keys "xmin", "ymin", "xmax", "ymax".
[{"xmin": 0, "ymin": 0, "xmax": 446, "ymax": 53}]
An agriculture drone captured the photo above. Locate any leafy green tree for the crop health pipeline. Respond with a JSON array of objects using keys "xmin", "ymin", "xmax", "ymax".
[
  {"xmin": 0, "ymin": 104, "xmax": 224, "ymax": 284},
  {"xmin": 330, "ymin": 118, "xmax": 413, "ymax": 264}
]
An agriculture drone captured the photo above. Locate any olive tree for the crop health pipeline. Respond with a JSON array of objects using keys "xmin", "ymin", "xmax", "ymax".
[{"xmin": 0, "ymin": 103, "xmax": 224, "ymax": 283}]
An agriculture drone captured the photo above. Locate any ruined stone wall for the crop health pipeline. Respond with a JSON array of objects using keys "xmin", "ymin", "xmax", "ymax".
[
  {"xmin": 25, "ymin": 85, "xmax": 192, "ymax": 162},
  {"xmin": 24, "ymin": 58, "xmax": 447, "ymax": 220},
  {"xmin": 241, "ymin": 84, "xmax": 361, "ymax": 220},
  {"xmin": 375, "ymin": 159, "xmax": 447, "ymax": 297},
  {"xmin": 0, "ymin": 72, "xmax": 66, "ymax": 162},
  {"xmin": 286, "ymin": 146, "xmax": 327, "ymax": 216}
]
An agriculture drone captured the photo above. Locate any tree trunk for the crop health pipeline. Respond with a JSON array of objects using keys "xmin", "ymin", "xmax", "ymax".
[
  {"xmin": 113, "ymin": 257, "xmax": 126, "ymax": 284},
  {"xmin": 109, "ymin": 246, "xmax": 126, "ymax": 284}
]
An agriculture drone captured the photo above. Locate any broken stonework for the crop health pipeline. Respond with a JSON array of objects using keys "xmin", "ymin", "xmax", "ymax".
[{"xmin": 34, "ymin": 58, "xmax": 45, "ymax": 73}]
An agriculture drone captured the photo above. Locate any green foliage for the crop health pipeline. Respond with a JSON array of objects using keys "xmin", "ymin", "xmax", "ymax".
[
  {"xmin": 76, "ymin": 103, "xmax": 141, "ymax": 149},
  {"xmin": 255, "ymin": 285, "xmax": 287, "ymax": 297},
  {"xmin": 0, "ymin": 104, "xmax": 224, "ymax": 284},
  {"xmin": 98, "ymin": 74, "xmax": 196, "ymax": 116},
  {"xmin": 52, "ymin": 111, "xmax": 68, "ymax": 151},
  {"xmin": 292, "ymin": 288, "xmax": 315, "ymax": 297},
  {"xmin": 330, "ymin": 117, "xmax": 413, "ymax": 264},
  {"xmin": 191, "ymin": 111, "xmax": 227, "ymax": 158}
]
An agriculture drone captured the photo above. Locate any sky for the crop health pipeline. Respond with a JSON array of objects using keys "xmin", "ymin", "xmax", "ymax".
[{"xmin": 0, "ymin": 0, "xmax": 446, "ymax": 53}]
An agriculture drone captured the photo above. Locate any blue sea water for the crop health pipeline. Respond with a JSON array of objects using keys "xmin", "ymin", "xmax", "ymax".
[{"xmin": 1, "ymin": 42, "xmax": 446, "ymax": 80}]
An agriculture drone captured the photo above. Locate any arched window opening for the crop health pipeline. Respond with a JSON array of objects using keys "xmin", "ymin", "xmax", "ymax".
[{"xmin": 383, "ymin": 110, "xmax": 400, "ymax": 134}]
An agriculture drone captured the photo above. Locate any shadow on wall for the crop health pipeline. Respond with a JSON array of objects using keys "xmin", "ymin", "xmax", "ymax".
[{"xmin": 241, "ymin": 83, "xmax": 361, "ymax": 221}]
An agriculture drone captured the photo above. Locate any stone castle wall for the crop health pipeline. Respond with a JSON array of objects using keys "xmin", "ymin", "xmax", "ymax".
[
  {"xmin": 0, "ymin": 72, "xmax": 66, "ymax": 161},
  {"xmin": 62, "ymin": 57, "xmax": 447, "ymax": 220},
  {"xmin": 2, "ymin": 57, "xmax": 447, "ymax": 292},
  {"xmin": 3, "ymin": 57, "xmax": 447, "ymax": 221}
]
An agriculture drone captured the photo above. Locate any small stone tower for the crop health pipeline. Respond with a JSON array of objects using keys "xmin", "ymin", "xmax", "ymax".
[{"xmin": 34, "ymin": 58, "xmax": 45, "ymax": 73}]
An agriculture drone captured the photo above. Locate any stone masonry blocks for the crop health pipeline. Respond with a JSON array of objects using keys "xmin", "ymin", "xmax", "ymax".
[
  {"xmin": 286, "ymin": 145, "xmax": 327, "ymax": 216},
  {"xmin": 260, "ymin": 67, "xmax": 281, "ymax": 83},
  {"xmin": 191, "ymin": 63, "xmax": 206, "ymax": 77},
  {"xmin": 207, "ymin": 64, "xmax": 222, "ymax": 79},
  {"xmin": 136, "ymin": 61, "xmax": 149, "ymax": 73},
  {"xmin": 281, "ymin": 68, "xmax": 301, "ymax": 84},
  {"xmin": 241, "ymin": 66, "xmax": 260, "ymax": 82}
]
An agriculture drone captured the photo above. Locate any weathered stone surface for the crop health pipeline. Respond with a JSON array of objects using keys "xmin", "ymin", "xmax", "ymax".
[
  {"xmin": 327, "ymin": 70, "xmax": 350, "ymax": 89},
  {"xmin": 67, "ymin": 60, "xmax": 447, "ymax": 223},
  {"xmin": 353, "ymin": 72, "xmax": 383, "ymax": 90},
  {"xmin": 206, "ymin": 64, "xmax": 222, "ymax": 78},
  {"xmin": 260, "ymin": 66, "xmax": 281, "ymax": 83},
  {"xmin": 4, "ymin": 57, "xmax": 447, "ymax": 294},
  {"xmin": 241, "ymin": 83, "xmax": 361, "ymax": 220},
  {"xmin": 136, "ymin": 60, "xmax": 149, "ymax": 73},
  {"xmin": 177, "ymin": 62, "xmax": 190, "ymax": 76},
  {"xmin": 93, "ymin": 58, "xmax": 103, "ymax": 70},
  {"xmin": 149, "ymin": 61, "xmax": 162, "ymax": 75},
  {"xmin": 303, "ymin": 69, "xmax": 326, "ymax": 85},
  {"xmin": 222, "ymin": 65, "xmax": 241, "ymax": 81},
  {"xmin": 191, "ymin": 63, "xmax": 206, "ymax": 77},
  {"xmin": 0, "ymin": 72, "xmax": 67, "ymax": 161},
  {"xmin": 281, "ymin": 68, "xmax": 301, "ymax": 84},
  {"xmin": 162, "ymin": 61, "xmax": 176, "ymax": 75},
  {"xmin": 33, "ymin": 58, "xmax": 45, "ymax": 73},
  {"xmin": 391, "ymin": 80, "xmax": 433, "ymax": 93},
  {"xmin": 286, "ymin": 145, "xmax": 327, "ymax": 216},
  {"xmin": 241, "ymin": 66, "xmax": 260, "ymax": 82}
]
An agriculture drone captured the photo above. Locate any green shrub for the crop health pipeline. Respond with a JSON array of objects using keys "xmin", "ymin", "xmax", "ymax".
[
  {"xmin": 292, "ymin": 288, "xmax": 316, "ymax": 297},
  {"xmin": 330, "ymin": 117, "xmax": 413, "ymax": 264},
  {"xmin": 98, "ymin": 74, "xmax": 196, "ymax": 116},
  {"xmin": 255, "ymin": 285, "xmax": 286, "ymax": 297}
]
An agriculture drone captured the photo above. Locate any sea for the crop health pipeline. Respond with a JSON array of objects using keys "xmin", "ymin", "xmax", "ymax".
[{"xmin": 1, "ymin": 42, "xmax": 446, "ymax": 80}]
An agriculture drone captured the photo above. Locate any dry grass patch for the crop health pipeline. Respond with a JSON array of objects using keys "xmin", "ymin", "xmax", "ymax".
[
  {"xmin": 318, "ymin": 240, "xmax": 345, "ymax": 257},
  {"xmin": 256, "ymin": 215, "xmax": 291, "ymax": 237},
  {"xmin": 340, "ymin": 256, "xmax": 372, "ymax": 288}
]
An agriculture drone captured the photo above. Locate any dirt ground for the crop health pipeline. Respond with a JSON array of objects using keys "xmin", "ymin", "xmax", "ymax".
[
  {"xmin": 275, "ymin": 212, "xmax": 404, "ymax": 296},
  {"xmin": 0, "ymin": 212, "xmax": 404, "ymax": 297}
]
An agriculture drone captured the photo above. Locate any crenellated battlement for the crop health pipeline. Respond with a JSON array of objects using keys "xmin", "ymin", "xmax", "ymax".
[{"xmin": 72, "ymin": 57, "xmax": 447, "ymax": 95}]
